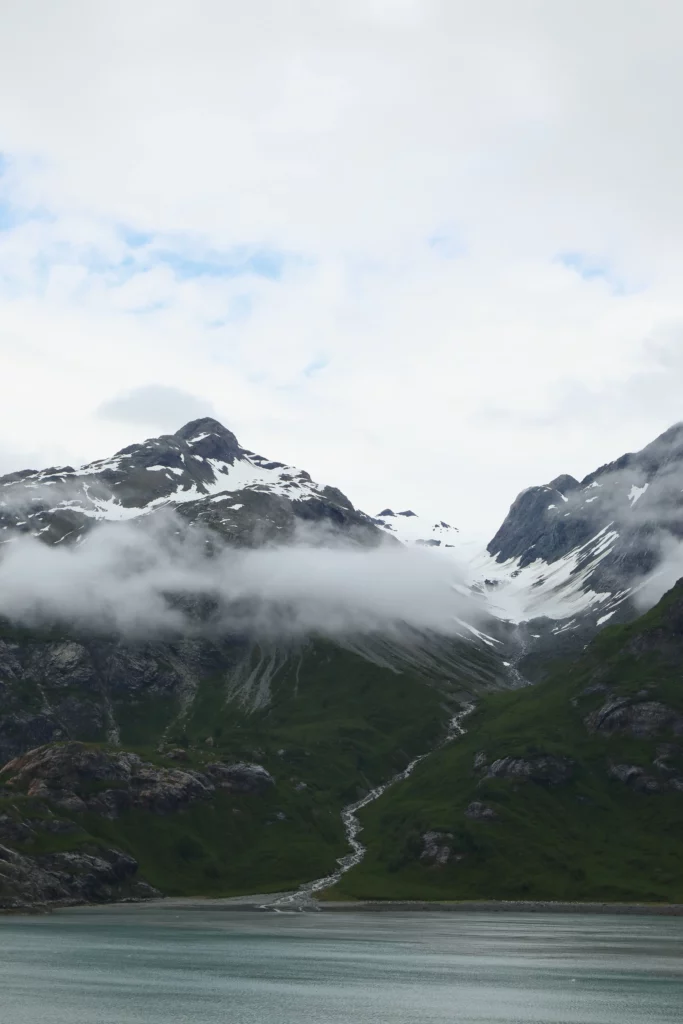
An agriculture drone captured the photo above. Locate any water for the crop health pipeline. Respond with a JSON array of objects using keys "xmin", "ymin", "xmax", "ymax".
[
  {"xmin": 1, "ymin": 906, "xmax": 682, "ymax": 1023},
  {"xmin": 271, "ymin": 704, "xmax": 475, "ymax": 910}
]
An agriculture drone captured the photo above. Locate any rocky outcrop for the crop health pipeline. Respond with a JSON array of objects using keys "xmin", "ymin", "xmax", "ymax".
[
  {"xmin": 0, "ymin": 840, "xmax": 158, "ymax": 910},
  {"xmin": 0, "ymin": 742, "xmax": 274, "ymax": 819},
  {"xmin": 485, "ymin": 755, "xmax": 574, "ymax": 785},
  {"xmin": 0, "ymin": 742, "xmax": 275, "ymax": 909},
  {"xmin": 487, "ymin": 481, "xmax": 594, "ymax": 568},
  {"xmin": 607, "ymin": 759, "xmax": 683, "ymax": 794},
  {"xmin": 607, "ymin": 763, "xmax": 662, "ymax": 793},
  {"xmin": 585, "ymin": 698, "xmax": 683, "ymax": 738},
  {"xmin": 419, "ymin": 831, "xmax": 456, "ymax": 866}
]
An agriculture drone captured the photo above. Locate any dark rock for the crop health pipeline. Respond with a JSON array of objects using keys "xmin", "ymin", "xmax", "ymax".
[
  {"xmin": 173, "ymin": 418, "xmax": 242, "ymax": 463},
  {"xmin": 0, "ymin": 743, "xmax": 273, "ymax": 817},
  {"xmin": 585, "ymin": 699, "xmax": 683, "ymax": 738},
  {"xmin": 419, "ymin": 831, "xmax": 454, "ymax": 866},
  {"xmin": 485, "ymin": 422, "xmax": 683, "ymax": 618},
  {"xmin": 203, "ymin": 761, "xmax": 274, "ymax": 794},
  {"xmin": 608, "ymin": 762, "xmax": 661, "ymax": 792},
  {"xmin": 0, "ymin": 841, "xmax": 159, "ymax": 910},
  {"xmin": 549, "ymin": 475, "xmax": 580, "ymax": 495},
  {"xmin": 486, "ymin": 755, "xmax": 574, "ymax": 785}
]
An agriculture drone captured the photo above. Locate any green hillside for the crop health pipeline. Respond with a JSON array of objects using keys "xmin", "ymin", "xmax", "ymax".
[
  {"xmin": 330, "ymin": 583, "xmax": 683, "ymax": 903},
  {"xmin": 1, "ymin": 636, "xmax": 501, "ymax": 903}
]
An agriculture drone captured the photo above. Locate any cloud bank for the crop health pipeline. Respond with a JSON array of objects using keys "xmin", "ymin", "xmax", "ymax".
[{"xmin": 0, "ymin": 518, "xmax": 484, "ymax": 639}]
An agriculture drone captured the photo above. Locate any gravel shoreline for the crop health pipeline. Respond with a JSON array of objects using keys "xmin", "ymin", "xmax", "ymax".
[
  {"xmin": 4, "ymin": 895, "xmax": 683, "ymax": 917},
  {"xmin": 316, "ymin": 900, "xmax": 683, "ymax": 915}
]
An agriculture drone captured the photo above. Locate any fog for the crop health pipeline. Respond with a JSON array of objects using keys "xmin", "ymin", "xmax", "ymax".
[
  {"xmin": 0, "ymin": 517, "xmax": 485, "ymax": 640},
  {"xmin": 631, "ymin": 533, "xmax": 683, "ymax": 612}
]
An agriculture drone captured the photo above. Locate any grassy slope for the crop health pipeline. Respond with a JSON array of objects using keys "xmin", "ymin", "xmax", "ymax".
[
  {"xmin": 98, "ymin": 646, "xmax": 456, "ymax": 896},
  {"xmin": 2, "ymin": 642, "xmax": 475, "ymax": 896},
  {"xmin": 330, "ymin": 585, "xmax": 683, "ymax": 902}
]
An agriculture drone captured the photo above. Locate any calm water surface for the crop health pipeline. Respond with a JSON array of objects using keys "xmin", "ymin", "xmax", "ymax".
[{"xmin": 1, "ymin": 906, "xmax": 682, "ymax": 1023}]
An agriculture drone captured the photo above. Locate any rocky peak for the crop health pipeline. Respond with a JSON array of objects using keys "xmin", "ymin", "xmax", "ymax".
[
  {"xmin": 487, "ymin": 481, "xmax": 593, "ymax": 566},
  {"xmin": 548, "ymin": 474, "xmax": 579, "ymax": 495},
  {"xmin": 173, "ymin": 418, "xmax": 242, "ymax": 463}
]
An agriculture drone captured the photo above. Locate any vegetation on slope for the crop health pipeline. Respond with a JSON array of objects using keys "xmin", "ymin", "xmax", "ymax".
[
  {"xmin": 2, "ymin": 640, "xmax": 487, "ymax": 899},
  {"xmin": 330, "ymin": 583, "xmax": 683, "ymax": 903}
]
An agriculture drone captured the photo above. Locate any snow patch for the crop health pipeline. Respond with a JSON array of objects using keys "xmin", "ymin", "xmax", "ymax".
[{"xmin": 628, "ymin": 483, "xmax": 648, "ymax": 506}]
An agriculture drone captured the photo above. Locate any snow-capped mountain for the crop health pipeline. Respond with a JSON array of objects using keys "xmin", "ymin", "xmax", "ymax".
[
  {"xmin": 375, "ymin": 424, "xmax": 683, "ymax": 642},
  {"xmin": 0, "ymin": 418, "xmax": 380, "ymax": 549},
  {"xmin": 3, "ymin": 416, "xmax": 683, "ymax": 663},
  {"xmin": 0, "ymin": 417, "xmax": 508, "ymax": 693},
  {"xmin": 372, "ymin": 506, "xmax": 624, "ymax": 630},
  {"xmin": 483, "ymin": 423, "xmax": 683, "ymax": 630}
]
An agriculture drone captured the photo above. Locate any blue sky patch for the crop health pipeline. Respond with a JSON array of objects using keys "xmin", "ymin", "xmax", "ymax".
[
  {"xmin": 302, "ymin": 354, "xmax": 330, "ymax": 378},
  {"xmin": 428, "ymin": 228, "xmax": 466, "ymax": 259},
  {"xmin": 150, "ymin": 245, "xmax": 289, "ymax": 281},
  {"xmin": 556, "ymin": 250, "xmax": 634, "ymax": 295}
]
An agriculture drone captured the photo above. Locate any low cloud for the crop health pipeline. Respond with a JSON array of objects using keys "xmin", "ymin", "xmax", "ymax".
[
  {"xmin": 632, "ymin": 533, "xmax": 683, "ymax": 613},
  {"xmin": 0, "ymin": 516, "xmax": 485, "ymax": 640}
]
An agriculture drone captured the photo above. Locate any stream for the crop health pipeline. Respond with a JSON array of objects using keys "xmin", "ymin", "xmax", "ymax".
[{"xmin": 266, "ymin": 702, "xmax": 475, "ymax": 911}]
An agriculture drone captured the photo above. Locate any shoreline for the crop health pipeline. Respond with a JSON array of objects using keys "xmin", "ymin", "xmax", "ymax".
[
  {"xmin": 316, "ymin": 899, "xmax": 683, "ymax": 915},
  {"xmin": 5, "ymin": 895, "xmax": 683, "ymax": 917}
]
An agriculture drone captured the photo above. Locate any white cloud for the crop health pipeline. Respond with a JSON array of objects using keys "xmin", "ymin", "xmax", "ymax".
[
  {"xmin": 1, "ymin": 1, "xmax": 683, "ymax": 537},
  {"xmin": 0, "ymin": 516, "xmax": 482, "ymax": 639}
]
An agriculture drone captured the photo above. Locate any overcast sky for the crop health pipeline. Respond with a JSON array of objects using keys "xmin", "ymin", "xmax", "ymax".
[{"xmin": 1, "ymin": 1, "xmax": 683, "ymax": 538}]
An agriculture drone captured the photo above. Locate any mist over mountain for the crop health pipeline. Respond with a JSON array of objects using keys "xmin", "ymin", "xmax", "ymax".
[
  {"xmin": 3, "ymin": 415, "xmax": 683, "ymax": 650},
  {"xmin": 3, "ymin": 415, "xmax": 683, "ymax": 910}
]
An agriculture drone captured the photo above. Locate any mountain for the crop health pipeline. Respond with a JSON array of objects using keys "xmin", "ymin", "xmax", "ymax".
[
  {"xmin": 0, "ymin": 417, "xmax": 380, "ymax": 548},
  {"xmin": 368, "ymin": 426, "xmax": 683, "ymax": 668},
  {"xmin": 2, "ymin": 415, "xmax": 683, "ymax": 909},
  {"xmin": 485, "ymin": 421, "xmax": 683, "ymax": 626},
  {"xmin": 331, "ymin": 576, "xmax": 683, "ymax": 903},
  {"xmin": 0, "ymin": 418, "xmax": 505, "ymax": 909}
]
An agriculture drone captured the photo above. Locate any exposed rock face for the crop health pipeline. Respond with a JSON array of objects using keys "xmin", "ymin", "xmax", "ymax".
[
  {"xmin": 585, "ymin": 698, "xmax": 683, "ymax": 738},
  {"xmin": 488, "ymin": 481, "xmax": 594, "ymax": 569},
  {"xmin": 419, "ymin": 831, "xmax": 455, "ymax": 866},
  {"xmin": 607, "ymin": 759, "xmax": 683, "ymax": 794},
  {"xmin": 486, "ymin": 755, "xmax": 574, "ymax": 785},
  {"xmin": 0, "ymin": 417, "xmax": 380, "ymax": 552},
  {"xmin": 0, "ymin": 841, "xmax": 158, "ymax": 910},
  {"xmin": 0, "ymin": 631, "xmax": 295, "ymax": 765},
  {"xmin": 0, "ymin": 742, "xmax": 275, "ymax": 908},
  {"xmin": 607, "ymin": 763, "xmax": 662, "ymax": 793},
  {"xmin": 486, "ymin": 422, "xmax": 683, "ymax": 609},
  {"xmin": 0, "ymin": 743, "xmax": 274, "ymax": 819}
]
